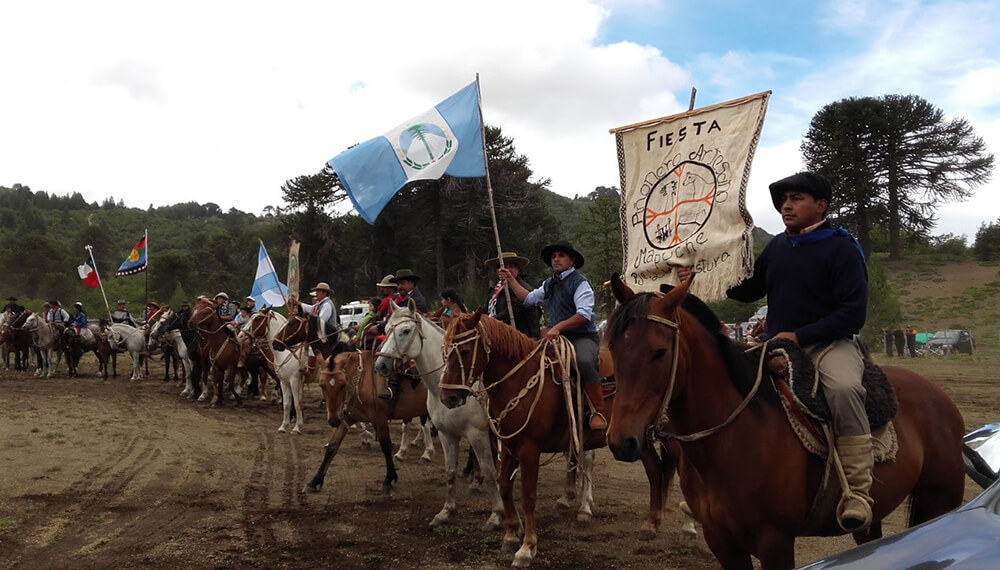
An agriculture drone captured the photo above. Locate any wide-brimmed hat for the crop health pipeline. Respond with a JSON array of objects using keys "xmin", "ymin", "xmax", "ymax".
[
  {"xmin": 43, "ymin": 301, "xmax": 52, "ymax": 307},
  {"xmin": 7, "ymin": 296, "xmax": 16, "ymax": 301},
  {"xmin": 116, "ymin": 299, "xmax": 127, "ymax": 304},
  {"xmin": 309, "ymin": 281, "xmax": 333, "ymax": 294},
  {"xmin": 245, "ymin": 295, "xmax": 256, "ymax": 302},
  {"xmin": 214, "ymin": 292, "xmax": 229, "ymax": 300},
  {"xmin": 49, "ymin": 300, "xmax": 61, "ymax": 306},
  {"xmin": 376, "ymin": 274, "xmax": 397, "ymax": 288},
  {"xmin": 179, "ymin": 300, "xmax": 191, "ymax": 306},
  {"xmin": 768, "ymin": 171, "xmax": 832, "ymax": 211},
  {"xmin": 147, "ymin": 301, "xmax": 160, "ymax": 309},
  {"xmin": 391, "ymin": 269, "xmax": 420, "ymax": 284},
  {"xmin": 485, "ymin": 252, "xmax": 530, "ymax": 270},
  {"xmin": 74, "ymin": 302, "xmax": 83, "ymax": 307},
  {"xmin": 540, "ymin": 242, "xmax": 585, "ymax": 269}
]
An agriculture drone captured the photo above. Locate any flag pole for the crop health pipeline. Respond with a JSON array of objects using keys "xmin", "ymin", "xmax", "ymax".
[
  {"xmin": 259, "ymin": 238, "xmax": 289, "ymax": 308},
  {"xmin": 86, "ymin": 245, "xmax": 114, "ymax": 321},
  {"xmin": 475, "ymin": 74, "xmax": 516, "ymax": 321},
  {"xmin": 143, "ymin": 228, "xmax": 149, "ymax": 309}
]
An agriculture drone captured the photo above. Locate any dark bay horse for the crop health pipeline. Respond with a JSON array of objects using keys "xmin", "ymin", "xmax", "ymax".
[
  {"xmin": 189, "ymin": 303, "xmax": 241, "ymax": 407},
  {"xmin": 440, "ymin": 310, "xmax": 622, "ymax": 568},
  {"xmin": 605, "ymin": 274, "xmax": 966, "ymax": 570}
]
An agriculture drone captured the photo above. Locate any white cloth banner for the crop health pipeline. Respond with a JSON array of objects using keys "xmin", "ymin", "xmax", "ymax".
[{"xmin": 611, "ymin": 91, "xmax": 770, "ymax": 301}]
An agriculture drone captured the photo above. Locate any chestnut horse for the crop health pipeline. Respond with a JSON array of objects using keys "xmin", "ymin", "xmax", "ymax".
[
  {"xmin": 440, "ymin": 310, "xmax": 615, "ymax": 568},
  {"xmin": 605, "ymin": 274, "xmax": 966, "ymax": 570},
  {"xmin": 189, "ymin": 303, "xmax": 241, "ymax": 407}
]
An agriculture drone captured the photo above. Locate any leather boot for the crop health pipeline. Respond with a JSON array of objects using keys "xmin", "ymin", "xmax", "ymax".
[
  {"xmin": 378, "ymin": 372, "xmax": 401, "ymax": 400},
  {"xmin": 835, "ymin": 434, "xmax": 875, "ymax": 532},
  {"xmin": 583, "ymin": 382, "xmax": 608, "ymax": 430}
]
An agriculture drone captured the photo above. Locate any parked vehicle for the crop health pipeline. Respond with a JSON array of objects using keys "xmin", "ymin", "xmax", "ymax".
[
  {"xmin": 925, "ymin": 329, "xmax": 975, "ymax": 355},
  {"xmin": 338, "ymin": 300, "xmax": 368, "ymax": 328},
  {"xmin": 801, "ymin": 424, "xmax": 1000, "ymax": 568}
]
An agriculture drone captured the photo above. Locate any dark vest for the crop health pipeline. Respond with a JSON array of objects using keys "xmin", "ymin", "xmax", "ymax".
[{"xmin": 542, "ymin": 270, "xmax": 597, "ymax": 336}]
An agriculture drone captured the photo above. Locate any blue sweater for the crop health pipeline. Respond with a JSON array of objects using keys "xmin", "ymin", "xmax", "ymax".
[{"xmin": 727, "ymin": 222, "xmax": 868, "ymax": 347}]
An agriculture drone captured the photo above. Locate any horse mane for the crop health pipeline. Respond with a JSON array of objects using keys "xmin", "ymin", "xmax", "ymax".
[
  {"xmin": 607, "ymin": 288, "xmax": 763, "ymax": 399},
  {"xmin": 444, "ymin": 313, "xmax": 537, "ymax": 358}
]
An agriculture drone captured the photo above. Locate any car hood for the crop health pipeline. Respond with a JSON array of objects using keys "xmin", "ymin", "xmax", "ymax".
[{"xmin": 800, "ymin": 481, "xmax": 1000, "ymax": 568}]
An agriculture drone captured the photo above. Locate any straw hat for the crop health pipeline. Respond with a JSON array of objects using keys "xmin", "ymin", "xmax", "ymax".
[
  {"xmin": 214, "ymin": 292, "xmax": 229, "ymax": 300},
  {"xmin": 309, "ymin": 282, "xmax": 333, "ymax": 294},
  {"xmin": 485, "ymin": 252, "xmax": 530, "ymax": 270},
  {"xmin": 376, "ymin": 274, "xmax": 397, "ymax": 288}
]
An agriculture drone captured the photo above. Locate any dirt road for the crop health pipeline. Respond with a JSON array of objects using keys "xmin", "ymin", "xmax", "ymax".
[{"xmin": 0, "ymin": 355, "xmax": 993, "ymax": 569}]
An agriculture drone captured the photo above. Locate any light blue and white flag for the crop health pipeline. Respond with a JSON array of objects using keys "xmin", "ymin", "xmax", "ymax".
[
  {"xmin": 328, "ymin": 79, "xmax": 487, "ymax": 224},
  {"xmin": 250, "ymin": 242, "xmax": 288, "ymax": 308}
]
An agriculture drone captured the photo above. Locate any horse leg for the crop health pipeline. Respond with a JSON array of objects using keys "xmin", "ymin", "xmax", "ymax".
[
  {"xmin": 228, "ymin": 367, "xmax": 243, "ymax": 407},
  {"xmin": 754, "ymin": 528, "xmax": 797, "ymax": 570},
  {"xmin": 576, "ymin": 449, "xmax": 596, "ymax": 522},
  {"xmin": 429, "ymin": 431, "xmax": 461, "ymax": 528},
  {"xmin": 278, "ymin": 373, "xmax": 292, "ymax": 433},
  {"xmin": 638, "ymin": 442, "xmax": 677, "ymax": 539},
  {"xmin": 302, "ymin": 422, "xmax": 349, "ymax": 493},
  {"xmin": 419, "ymin": 419, "xmax": 435, "ymax": 462},
  {"xmin": 291, "ymin": 371, "xmax": 305, "ymax": 435},
  {"xmin": 701, "ymin": 524, "xmax": 756, "ymax": 570},
  {"xmin": 498, "ymin": 448, "xmax": 522, "ymax": 554},
  {"xmin": 556, "ymin": 453, "xmax": 577, "ymax": 510},
  {"xmin": 469, "ymin": 432, "xmax": 503, "ymax": 531},
  {"xmin": 376, "ymin": 420, "xmax": 398, "ymax": 493},
  {"xmin": 394, "ymin": 421, "xmax": 409, "ymax": 461},
  {"xmin": 512, "ymin": 445, "xmax": 540, "ymax": 568},
  {"xmin": 210, "ymin": 363, "xmax": 224, "ymax": 407}
]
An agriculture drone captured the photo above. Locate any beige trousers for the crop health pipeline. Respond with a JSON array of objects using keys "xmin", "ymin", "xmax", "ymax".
[{"xmin": 803, "ymin": 338, "xmax": 869, "ymax": 437}]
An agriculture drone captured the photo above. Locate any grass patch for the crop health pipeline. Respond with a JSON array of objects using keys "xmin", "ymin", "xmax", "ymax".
[{"xmin": 0, "ymin": 517, "xmax": 16, "ymax": 532}]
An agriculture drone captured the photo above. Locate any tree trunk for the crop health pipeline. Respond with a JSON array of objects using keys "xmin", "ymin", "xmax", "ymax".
[{"xmin": 888, "ymin": 172, "xmax": 902, "ymax": 260}]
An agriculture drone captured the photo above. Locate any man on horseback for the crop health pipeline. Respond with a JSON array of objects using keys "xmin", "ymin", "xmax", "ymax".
[
  {"xmin": 485, "ymin": 252, "xmax": 541, "ymax": 339},
  {"xmin": 47, "ymin": 300, "xmax": 70, "ymax": 325},
  {"xmin": 391, "ymin": 269, "xmax": 429, "ymax": 312},
  {"xmin": 682, "ymin": 171, "xmax": 873, "ymax": 532},
  {"xmin": 214, "ymin": 293, "xmax": 237, "ymax": 325},
  {"xmin": 111, "ymin": 299, "xmax": 139, "ymax": 327},
  {"xmin": 498, "ymin": 242, "xmax": 607, "ymax": 431},
  {"xmin": 3, "ymin": 296, "xmax": 24, "ymax": 315}
]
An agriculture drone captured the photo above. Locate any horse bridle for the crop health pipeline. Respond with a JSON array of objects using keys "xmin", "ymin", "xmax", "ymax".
[{"xmin": 644, "ymin": 309, "xmax": 767, "ymax": 443}]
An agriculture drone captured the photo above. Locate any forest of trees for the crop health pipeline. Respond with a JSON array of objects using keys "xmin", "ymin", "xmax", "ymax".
[{"xmin": 2, "ymin": 95, "xmax": 995, "ymax": 334}]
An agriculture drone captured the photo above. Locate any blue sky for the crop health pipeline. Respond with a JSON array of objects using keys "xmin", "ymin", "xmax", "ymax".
[{"xmin": 1, "ymin": 0, "xmax": 997, "ymax": 239}]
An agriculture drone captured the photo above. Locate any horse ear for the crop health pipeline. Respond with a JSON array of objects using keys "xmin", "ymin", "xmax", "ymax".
[
  {"xmin": 391, "ymin": 298, "xmax": 402, "ymax": 313},
  {"xmin": 657, "ymin": 270, "xmax": 693, "ymax": 309},
  {"xmin": 471, "ymin": 306, "xmax": 484, "ymax": 326},
  {"xmin": 407, "ymin": 298, "xmax": 417, "ymax": 313},
  {"xmin": 316, "ymin": 353, "xmax": 328, "ymax": 369},
  {"xmin": 610, "ymin": 273, "xmax": 635, "ymax": 304}
]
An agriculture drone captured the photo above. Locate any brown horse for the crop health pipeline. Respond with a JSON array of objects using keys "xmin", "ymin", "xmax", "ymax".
[
  {"xmin": 604, "ymin": 274, "xmax": 966, "ymax": 570},
  {"xmin": 308, "ymin": 350, "xmax": 429, "ymax": 493},
  {"xmin": 440, "ymin": 310, "xmax": 629, "ymax": 568},
  {"xmin": 189, "ymin": 302, "xmax": 241, "ymax": 407}
]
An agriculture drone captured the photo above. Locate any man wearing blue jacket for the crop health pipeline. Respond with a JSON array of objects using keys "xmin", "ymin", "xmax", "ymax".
[{"xmin": 682, "ymin": 171, "xmax": 871, "ymax": 532}]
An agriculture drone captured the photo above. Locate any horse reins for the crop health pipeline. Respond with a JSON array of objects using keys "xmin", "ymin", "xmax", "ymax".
[
  {"xmin": 376, "ymin": 313, "xmax": 446, "ymax": 377},
  {"xmin": 646, "ymin": 309, "xmax": 767, "ymax": 443}
]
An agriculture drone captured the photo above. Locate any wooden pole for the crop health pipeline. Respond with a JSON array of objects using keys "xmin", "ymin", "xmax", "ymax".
[
  {"xmin": 475, "ymin": 74, "xmax": 516, "ymax": 322},
  {"xmin": 689, "ymin": 87, "xmax": 697, "ymax": 111}
]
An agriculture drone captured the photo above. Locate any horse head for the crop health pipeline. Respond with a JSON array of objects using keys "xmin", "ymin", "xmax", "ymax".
[
  {"xmin": 605, "ymin": 272, "xmax": 693, "ymax": 462},
  {"xmin": 272, "ymin": 311, "xmax": 308, "ymax": 352},
  {"xmin": 439, "ymin": 308, "xmax": 487, "ymax": 409},
  {"xmin": 374, "ymin": 298, "xmax": 425, "ymax": 377},
  {"xmin": 316, "ymin": 351, "xmax": 354, "ymax": 428}
]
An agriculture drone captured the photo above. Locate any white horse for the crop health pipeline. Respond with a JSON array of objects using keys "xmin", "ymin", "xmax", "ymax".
[
  {"xmin": 23, "ymin": 313, "xmax": 64, "ymax": 378},
  {"xmin": 148, "ymin": 308, "xmax": 195, "ymax": 396},
  {"xmin": 243, "ymin": 308, "xmax": 307, "ymax": 434},
  {"xmin": 108, "ymin": 323, "xmax": 147, "ymax": 381},
  {"xmin": 374, "ymin": 299, "xmax": 503, "ymax": 530}
]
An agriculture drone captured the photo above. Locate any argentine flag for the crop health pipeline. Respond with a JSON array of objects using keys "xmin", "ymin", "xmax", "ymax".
[
  {"xmin": 250, "ymin": 243, "xmax": 288, "ymax": 308},
  {"xmin": 328, "ymin": 79, "xmax": 487, "ymax": 224}
]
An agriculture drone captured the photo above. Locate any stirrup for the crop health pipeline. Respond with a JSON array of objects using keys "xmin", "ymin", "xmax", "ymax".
[
  {"xmin": 588, "ymin": 412, "xmax": 608, "ymax": 430},
  {"xmin": 378, "ymin": 387, "xmax": 395, "ymax": 401}
]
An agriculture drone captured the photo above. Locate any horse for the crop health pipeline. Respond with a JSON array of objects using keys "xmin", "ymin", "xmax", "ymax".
[
  {"xmin": 373, "ymin": 299, "xmax": 503, "ymax": 530},
  {"xmin": 439, "ymin": 310, "xmax": 611, "ymax": 568},
  {"xmin": 107, "ymin": 323, "xmax": 148, "ymax": 381},
  {"xmin": 63, "ymin": 322, "xmax": 108, "ymax": 378},
  {"xmin": 310, "ymin": 348, "xmax": 430, "ymax": 494},
  {"xmin": 189, "ymin": 303, "xmax": 242, "ymax": 407},
  {"xmin": 148, "ymin": 308, "xmax": 195, "ymax": 396},
  {"xmin": 242, "ymin": 308, "xmax": 308, "ymax": 434},
  {"xmin": 23, "ymin": 313, "xmax": 66, "ymax": 378},
  {"xmin": 604, "ymin": 274, "xmax": 967, "ymax": 570},
  {"xmin": 1, "ymin": 311, "xmax": 33, "ymax": 372}
]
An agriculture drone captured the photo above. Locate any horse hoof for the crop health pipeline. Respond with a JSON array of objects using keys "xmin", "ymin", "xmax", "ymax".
[
  {"xmin": 277, "ymin": 425, "xmax": 287, "ymax": 433},
  {"xmin": 420, "ymin": 453, "xmax": 433, "ymax": 463},
  {"xmin": 681, "ymin": 521, "xmax": 698, "ymax": 537},
  {"xmin": 430, "ymin": 512, "xmax": 450, "ymax": 528},
  {"xmin": 500, "ymin": 541, "xmax": 520, "ymax": 554},
  {"xmin": 302, "ymin": 483, "xmax": 321, "ymax": 494},
  {"xmin": 291, "ymin": 426, "xmax": 302, "ymax": 435},
  {"xmin": 638, "ymin": 528, "xmax": 656, "ymax": 541},
  {"xmin": 482, "ymin": 517, "xmax": 502, "ymax": 532},
  {"xmin": 555, "ymin": 496, "xmax": 574, "ymax": 510},
  {"xmin": 576, "ymin": 512, "xmax": 592, "ymax": 523},
  {"xmin": 512, "ymin": 545, "xmax": 536, "ymax": 568}
]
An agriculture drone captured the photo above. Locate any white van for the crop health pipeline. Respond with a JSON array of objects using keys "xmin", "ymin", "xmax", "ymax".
[{"xmin": 339, "ymin": 300, "xmax": 369, "ymax": 328}]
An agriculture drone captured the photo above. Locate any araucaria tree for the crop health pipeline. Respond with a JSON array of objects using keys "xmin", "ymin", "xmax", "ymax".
[{"xmin": 801, "ymin": 95, "xmax": 994, "ymax": 259}]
